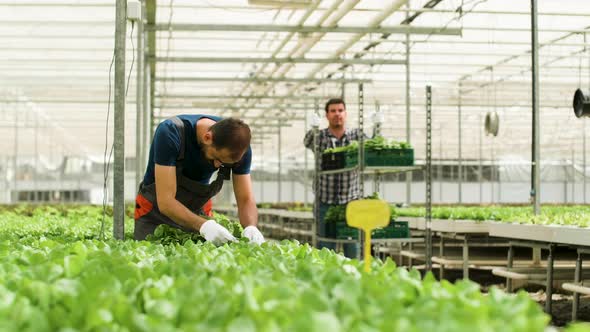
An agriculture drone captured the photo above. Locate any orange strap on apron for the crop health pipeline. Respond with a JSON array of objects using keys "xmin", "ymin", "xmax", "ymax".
[
  {"xmin": 202, "ymin": 199, "xmax": 213, "ymax": 217},
  {"xmin": 134, "ymin": 193, "xmax": 153, "ymax": 220}
]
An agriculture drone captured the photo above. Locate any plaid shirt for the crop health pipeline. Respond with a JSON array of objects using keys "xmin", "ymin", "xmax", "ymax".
[{"xmin": 304, "ymin": 128, "xmax": 365, "ymax": 205}]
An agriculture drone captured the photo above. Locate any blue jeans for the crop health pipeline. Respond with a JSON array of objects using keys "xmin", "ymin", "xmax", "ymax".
[{"xmin": 317, "ymin": 202, "xmax": 359, "ymax": 259}]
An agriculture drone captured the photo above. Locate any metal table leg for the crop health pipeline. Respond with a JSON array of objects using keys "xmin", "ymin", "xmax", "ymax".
[
  {"xmin": 507, "ymin": 245, "xmax": 514, "ymax": 292},
  {"xmin": 439, "ymin": 235, "xmax": 445, "ymax": 279},
  {"xmin": 463, "ymin": 236, "xmax": 469, "ymax": 279},
  {"xmin": 545, "ymin": 244, "xmax": 555, "ymax": 314},
  {"xmin": 311, "ymin": 218, "xmax": 317, "ymax": 248},
  {"xmin": 573, "ymin": 251, "xmax": 582, "ymax": 321},
  {"xmin": 408, "ymin": 242, "xmax": 413, "ymax": 268}
]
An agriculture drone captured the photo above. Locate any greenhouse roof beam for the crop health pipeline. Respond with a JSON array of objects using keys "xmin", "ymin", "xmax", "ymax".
[
  {"xmin": 6, "ymin": 2, "xmax": 588, "ymax": 17},
  {"xmin": 156, "ymin": 104, "xmax": 309, "ymax": 112},
  {"xmin": 156, "ymin": 94, "xmax": 326, "ymax": 100},
  {"xmin": 223, "ymin": 0, "xmax": 332, "ymax": 124},
  {"xmin": 152, "ymin": 56, "xmax": 405, "ymax": 66},
  {"xmin": 1, "ymin": 35, "xmax": 586, "ymax": 48},
  {"xmin": 7, "ymin": 20, "xmax": 587, "ymax": 34},
  {"xmin": 0, "ymin": 98, "xmax": 135, "ymax": 104},
  {"xmin": 234, "ymin": 0, "xmax": 409, "ymax": 118},
  {"xmin": 147, "ymin": 23, "xmax": 462, "ymax": 36},
  {"xmin": 156, "ymin": 102, "xmax": 575, "ymax": 109},
  {"xmin": 387, "ymin": 8, "xmax": 590, "ymax": 17},
  {"xmin": 327, "ymin": 0, "xmax": 442, "ymax": 81},
  {"xmin": 154, "ymin": 77, "xmax": 371, "ymax": 83},
  {"xmin": 459, "ymin": 26, "xmax": 590, "ymax": 94},
  {"xmin": 155, "ymin": 115, "xmax": 300, "ymax": 122}
]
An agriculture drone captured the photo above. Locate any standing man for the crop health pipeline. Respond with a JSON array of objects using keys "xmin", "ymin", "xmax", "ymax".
[
  {"xmin": 134, "ymin": 114, "xmax": 264, "ymax": 245},
  {"xmin": 304, "ymin": 98, "xmax": 364, "ymax": 258}
]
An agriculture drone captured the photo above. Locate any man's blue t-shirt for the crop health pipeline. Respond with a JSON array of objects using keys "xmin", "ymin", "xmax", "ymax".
[{"xmin": 143, "ymin": 114, "xmax": 252, "ymax": 186}]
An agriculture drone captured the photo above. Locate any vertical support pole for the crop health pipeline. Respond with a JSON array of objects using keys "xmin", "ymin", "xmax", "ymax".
[
  {"xmin": 439, "ymin": 236, "xmax": 445, "ymax": 279},
  {"xmin": 373, "ymin": 102, "xmax": 380, "ymax": 193},
  {"xmin": 439, "ymin": 126, "xmax": 442, "ymax": 203},
  {"xmin": 358, "ymin": 83, "xmax": 365, "ymax": 261},
  {"xmin": 479, "ymin": 113, "xmax": 483, "ymax": 203},
  {"xmin": 533, "ymin": 246, "xmax": 542, "ymax": 266},
  {"xmin": 405, "ymin": 2, "xmax": 412, "ymax": 206},
  {"xmin": 113, "ymin": 0, "xmax": 127, "ymax": 240},
  {"xmin": 141, "ymin": 0, "xmax": 149, "ymax": 172},
  {"xmin": 373, "ymin": 101, "xmax": 381, "ymax": 138},
  {"xmin": 499, "ymin": 161, "xmax": 503, "ymax": 203},
  {"xmin": 458, "ymin": 81, "xmax": 463, "ymax": 204},
  {"xmin": 491, "ymin": 68, "xmax": 496, "ymax": 204},
  {"xmin": 291, "ymin": 177, "xmax": 295, "ymax": 202},
  {"xmin": 572, "ymin": 149, "xmax": 575, "ymax": 203},
  {"xmin": 304, "ymin": 102, "xmax": 308, "ymax": 206},
  {"xmin": 585, "ymin": 32, "xmax": 588, "ymax": 204},
  {"xmin": 312, "ymin": 99, "xmax": 320, "ymax": 248},
  {"xmin": 142, "ymin": 69, "xmax": 149, "ymax": 173},
  {"xmin": 408, "ymin": 241, "xmax": 414, "ymax": 268},
  {"xmin": 13, "ymin": 104, "xmax": 18, "ymax": 202},
  {"xmin": 572, "ymin": 251, "xmax": 582, "ymax": 321},
  {"xmin": 584, "ymin": 120, "xmax": 587, "ymax": 204},
  {"xmin": 358, "ymin": 83, "xmax": 365, "ymax": 197},
  {"xmin": 425, "ymin": 85, "xmax": 433, "ymax": 271},
  {"xmin": 34, "ymin": 115, "xmax": 39, "ymax": 202},
  {"xmin": 260, "ymin": 141, "xmax": 265, "ymax": 202},
  {"xmin": 545, "ymin": 244, "xmax": 555, "ymax": 314},
  {"xmin": 135, "ymin": 13, "xmax": 143, "ymax": 190},
  {"xmin": 562, "ymin": 165, "xmax": 568, "ymax": 204},
  {"xmin": 507, "ymin": 244, "xmax": 514, "ymax": 292},
  {"xmin": 278, "ymin": 118, "xmax": 282, "ymax": 203},
  {"xmin": 463, "ymin": 236, "xmax": 469, "ymax": 279},
  {"xmin": 531, "ymin": 0, "xmax": 541, "ymax": 215},
  {"xmin": 491, "ymin": 144, "xmax": 495, "ymax": 203}
]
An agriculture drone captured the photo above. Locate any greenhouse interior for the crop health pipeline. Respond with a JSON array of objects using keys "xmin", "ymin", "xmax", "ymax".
[{"xmin": 1, "ymin": 0, "xmax": 590, "ymax": 330}]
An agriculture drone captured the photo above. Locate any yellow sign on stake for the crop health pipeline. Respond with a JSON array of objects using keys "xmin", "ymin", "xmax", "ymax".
[{"xmin": 346, "ymin": 199, "xmax": 391, "ymax": 272}]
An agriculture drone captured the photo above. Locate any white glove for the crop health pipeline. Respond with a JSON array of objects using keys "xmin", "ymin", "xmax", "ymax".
[
  {"xmin": 199, "ymin": 220, "xmax": 236, "ymax": 245},
  {"xmin": 243, "ymin": 226, "xmax": 265, "ymax": 245},
  {"xmin": 310, "ymin": 112, "xmax": 321, "ymax": 128},
  {"xmin": 372, "ymin": 111, "xmax": 384, "ymax": 124}
]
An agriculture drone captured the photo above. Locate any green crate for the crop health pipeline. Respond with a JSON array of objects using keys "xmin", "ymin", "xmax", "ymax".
[
  {"xmin": 345, "ymin": 149, "xmax": 414, "ymax": 167},
  {"xmin": 335, "ymin": 221, "xmax": 358, "ymax": 240},
  {"xmin": 331, "ymin": 220, "xmax": 410, "ymax": 240},
  {"xmin": 372, "ymin": 221, "xmax": 410, "ymax": 239}
]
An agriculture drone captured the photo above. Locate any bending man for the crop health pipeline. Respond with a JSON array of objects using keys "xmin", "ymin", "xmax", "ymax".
[{"xmin": 134, "ymin": 114, "xmax": 264, "ymax": 245}]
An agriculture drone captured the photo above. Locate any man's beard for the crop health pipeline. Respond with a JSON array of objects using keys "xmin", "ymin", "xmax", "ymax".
[{"xmin": 199, "ymin": 144, "xmax": 216, "ymax": 167}]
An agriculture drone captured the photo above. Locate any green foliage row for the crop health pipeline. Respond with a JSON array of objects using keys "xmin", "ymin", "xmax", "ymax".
[
  {"xmin": 397, "ymin": 205, "xmax": 590, "ymax": 228},
  {"xmin": 323, "ymin": 136, "xmax": 412, "ymax": 154},
  {"xmin": 0, "ymin": 205, "xmax": 555, "ymax": 331}
]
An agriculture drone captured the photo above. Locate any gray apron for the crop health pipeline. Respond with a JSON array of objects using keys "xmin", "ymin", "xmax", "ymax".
[{"xmin": 134, "ymin": 117, "xmax": 230, "ymax": 240}]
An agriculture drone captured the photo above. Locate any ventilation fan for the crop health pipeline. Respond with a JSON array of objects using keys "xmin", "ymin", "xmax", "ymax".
[
  {"xmin": 485, "ymin": 111, "xmax": 499, "ymax": 137},
  {"xmin": 573, "ymin": 88, "xmax": 590, "ymax": 118}
]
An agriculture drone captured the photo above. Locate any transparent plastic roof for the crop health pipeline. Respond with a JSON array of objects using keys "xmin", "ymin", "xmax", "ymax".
[{"xmin": 1, "ymin": 0, "xmax": 590, "ymax": 171}]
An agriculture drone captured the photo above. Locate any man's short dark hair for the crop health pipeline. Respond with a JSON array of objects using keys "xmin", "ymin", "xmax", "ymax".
[
  {"xmin": 210, "ymin": 118, "xmax": 251, "ymax": 159},
  {"xmin": 325, "ymin": 98, "xmax": 346, "ymax": 113}
]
